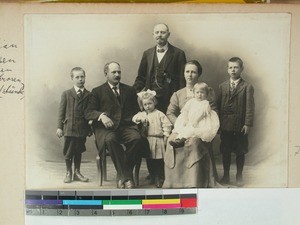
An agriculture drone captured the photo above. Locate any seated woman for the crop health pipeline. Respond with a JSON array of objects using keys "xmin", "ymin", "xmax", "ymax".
[{"xmin": 163, "ymin": 60, "xmax": 219, "ymax": 188}]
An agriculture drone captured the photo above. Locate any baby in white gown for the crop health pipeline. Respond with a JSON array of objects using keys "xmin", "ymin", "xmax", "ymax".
[{"xmin": 170, "ymin": 82, "xmax": 220, "ymax": 147}]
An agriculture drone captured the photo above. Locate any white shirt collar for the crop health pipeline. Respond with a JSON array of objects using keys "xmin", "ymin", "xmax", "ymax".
[
  {"xmin": 230, "ymin": 78, "xmax": 241, "ymax": 86},
  {"xmin": 156, "ymin": 43, "xmax": 169, "ymax": 52},
  {"xmin": 74, "ymin": 85, "xmax": 84, "ymax": 93},
  {"xmin": 107, "ymin": 82, "xmax": 119, "ymax": 90}
]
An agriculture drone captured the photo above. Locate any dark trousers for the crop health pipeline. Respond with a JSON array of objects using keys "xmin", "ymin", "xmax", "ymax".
[
  {"xmin": 63, "ymin": 137, "xmax": 86, "ymax": 171},
  {"xmin": 220, "ymin": 131, "xmax": 247, "ymax": 177},
  {"xmin": 104, "ymin": 126, "xmax": 144, "ymax": 183},
  {"xmin": 147, "ymin": 158, "xmax": 164, "ymax": 180},
  {"xmin": 155, "ymin": 96, "xmax": 169, "ymax": 114},
  {"xmin": 222, "ymin": 153, "xmax": 245, "ymax": 178}
]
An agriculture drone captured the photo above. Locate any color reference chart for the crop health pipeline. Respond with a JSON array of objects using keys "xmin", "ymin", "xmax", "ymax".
[{"xmin": 25, "ymin": 189, "xmax": 197, "ymax": 216}]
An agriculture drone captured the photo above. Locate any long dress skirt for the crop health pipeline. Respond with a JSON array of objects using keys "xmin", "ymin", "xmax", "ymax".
[
  {"xmin": 163, "ymin": 133, "xmax": 217, "ymax": 188},
  {"xmin": 163, "ymin": 149, "xmax": 211, "ymax": 188}
]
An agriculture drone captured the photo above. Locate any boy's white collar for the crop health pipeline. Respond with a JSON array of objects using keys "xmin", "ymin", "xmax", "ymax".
[
  {"xmin": 74, "ymin": 85, "xmax": 84, "ymax": 93},
  {"xmin": 230, "ymin": 78, "xmax": 241, "ymax": 85}
]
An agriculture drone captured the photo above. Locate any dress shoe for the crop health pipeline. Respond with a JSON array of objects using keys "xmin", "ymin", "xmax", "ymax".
[
  {"xmin": 236, "ymin": 175, "xmax": 244, "ymax": 187},
  {"xmin": 73, "ymin": 170, "xmax": 89, "ymax": 182},
  {"xmin": 219, "ymin": 176, "xmax": 230, "ymax": 184},
  {"xmin": 117, "ymin": 180, "xmax": 125, "ymax": 189},
  {"xmin": 236, "ymin": 179, "xmax": 245, "ymax": 187},
  {"xmin": 169, "ymin": 138, "xmax": 186, "ymax": 148},
  {"xmin": 149, "ymin": 176, "xmax": 155, "ymax": 185},
  {"xmin": 146, "ymin": 175, "xmax": 155, "ymax": 185},
  {"xmin": 64, "ymin": 171, "xmax": 72, "ymax": 183},
  {"xmin": 124, "ymin": 180, "xmax": 135, "ymax": 189},
  {"xmin": 155, "ymin": 176, "xmax": 163, "ymax": 188}
]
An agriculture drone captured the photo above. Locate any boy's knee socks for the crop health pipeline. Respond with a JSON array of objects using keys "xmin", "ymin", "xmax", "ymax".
[
  {"xmin": 222, "ymin": 153, "xmax": 231, "ymax": 175},
  {"xmin": 236, "ymin": 154, "xmax": 245, "ymax": 176},
  {"xmin": 65, "ymin": 158, "xmax": 72, "ymax": 171},
  {"xmin": 74, "ymin": 153, "xmax": 82, "ymax": 170}
]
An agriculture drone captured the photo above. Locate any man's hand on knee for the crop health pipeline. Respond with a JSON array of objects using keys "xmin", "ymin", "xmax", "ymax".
[{"xmin": 101, "ymin": 114, "xmax": 114, "ymax": 129}]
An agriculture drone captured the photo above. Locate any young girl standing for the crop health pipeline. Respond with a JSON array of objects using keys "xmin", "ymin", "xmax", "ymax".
[{"xmin": 132, "ymin": 89, "xmax": 172, "ymax": 188}]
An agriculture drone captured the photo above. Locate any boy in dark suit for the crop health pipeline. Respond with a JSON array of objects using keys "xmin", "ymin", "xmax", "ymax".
[
  {"xmin": 56, "ymin": 67, "xmax": 90, "ymax": 183},
  {"xmin": 217, "ymin": 57, "xmax": 255, "ymax": 186}
]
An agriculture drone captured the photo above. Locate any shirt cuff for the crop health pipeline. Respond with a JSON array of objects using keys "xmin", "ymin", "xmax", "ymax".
[{"xmin": 98, "ymin": 113, "xmax": 106, "ymax": 121}]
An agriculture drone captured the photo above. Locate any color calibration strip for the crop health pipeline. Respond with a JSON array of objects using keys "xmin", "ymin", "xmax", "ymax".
[{"xmin": 25, "ymin": 189, "xmax": 197, "ymax": 216}]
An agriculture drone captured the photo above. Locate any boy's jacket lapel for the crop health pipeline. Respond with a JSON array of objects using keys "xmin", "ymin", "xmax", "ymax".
[
  {"xmin": 230, "ymin": 79, "xmax": 246, "ymax": 99},
  {"xmin": 71, "ymin": 87, "xmax": 77, "ymax": 99}
]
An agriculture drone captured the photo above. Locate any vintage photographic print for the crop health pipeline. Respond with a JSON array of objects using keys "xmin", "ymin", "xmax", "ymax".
[{"xmin": 25, "ymin": 13, "xmax": 290, "ymax": 190}]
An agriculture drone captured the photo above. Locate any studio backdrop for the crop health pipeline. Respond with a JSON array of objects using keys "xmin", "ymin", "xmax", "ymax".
[{"xmin": 25, "ymin": 13, "xmax": 290, "ymax": 188}]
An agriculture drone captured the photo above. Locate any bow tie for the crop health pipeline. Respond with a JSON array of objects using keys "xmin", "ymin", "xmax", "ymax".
[{"xmin": 157, "ymin": 48, "xmax": 165, "ymax": 53}]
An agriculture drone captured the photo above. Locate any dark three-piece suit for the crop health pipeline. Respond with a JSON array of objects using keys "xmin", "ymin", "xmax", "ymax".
[{"xmin": 133, "ymin": 43, "xmax": 186, "ymax": 113}]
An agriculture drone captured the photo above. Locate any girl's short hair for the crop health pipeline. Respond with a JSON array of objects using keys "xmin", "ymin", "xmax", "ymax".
[
  {"xmin": 137, "ymin": 89, "xmax": 158, "ymax": 110},
  {"xmin": 193, "ymin": 82, "xmax": 208, "ymax": 93},
  {"xmin": 193, "ymin": 82, "xmax": 216, "ymax": 102}
]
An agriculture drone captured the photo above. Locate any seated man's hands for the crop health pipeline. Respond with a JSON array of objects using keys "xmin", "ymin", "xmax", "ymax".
[
  {"xmin": 100, "ymin": 114, "xmax": 114, "ymax": 129},
  {"xmin": 101, "ymin": 114, "xmax": 114, "ymax": 129}
]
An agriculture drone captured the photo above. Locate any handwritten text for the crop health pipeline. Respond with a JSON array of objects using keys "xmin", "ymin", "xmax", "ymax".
[
  {"xmin": 0, "ymin": 39, "xmax": 24, "ymax": 100},
  {"xmin": 0, "ymin": 39, "xmax": 17, "ymax": 49},
  {"xmin": 0, "ymin": 57, "xmax": 16, "ymax": 64}
]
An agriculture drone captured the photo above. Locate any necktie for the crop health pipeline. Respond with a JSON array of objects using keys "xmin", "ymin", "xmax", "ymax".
[
  {"xmin": 112, "ymin": 86, "xmax": 121, "ymax": 103},
  {"xmin": 157, "ymin": 48, "xmax": 165, "ymax": 53},
  {"xmin": 231, "ymin": 82, "xmax": 236, "ymax": 92},
  {"xmin": 77, "ymin": 89, "xmax": 83, "ymax": 99}
]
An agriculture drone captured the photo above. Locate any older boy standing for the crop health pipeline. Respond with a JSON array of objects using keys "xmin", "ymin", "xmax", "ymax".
[
  {"xmin": 217, "ymin": 57, "xmax": 255, "ymax": 186},
  {"xmin": 56, "ymin": 67, "xmax": 90, "ymax": 183}
]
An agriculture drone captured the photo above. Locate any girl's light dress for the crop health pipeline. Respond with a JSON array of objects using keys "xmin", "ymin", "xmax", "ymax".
[{"xmin": 132, "ymin": 109, "xmax": 172, "ymax": 159}]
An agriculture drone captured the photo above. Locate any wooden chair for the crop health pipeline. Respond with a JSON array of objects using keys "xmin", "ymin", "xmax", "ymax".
[{"xmin": 90, "ymin": 121, "xmax": 141, "ymax": 186}]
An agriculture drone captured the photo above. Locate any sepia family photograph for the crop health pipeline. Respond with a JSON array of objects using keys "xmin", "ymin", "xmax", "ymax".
[{"xmin": 25, "ymin": 13, "xmax": 290, "ymax": 190}]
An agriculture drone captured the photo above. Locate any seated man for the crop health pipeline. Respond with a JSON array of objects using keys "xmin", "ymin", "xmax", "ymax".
[{"xmin": 85, "ymin": 61, "xmax": 145, "ymax": 189}]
